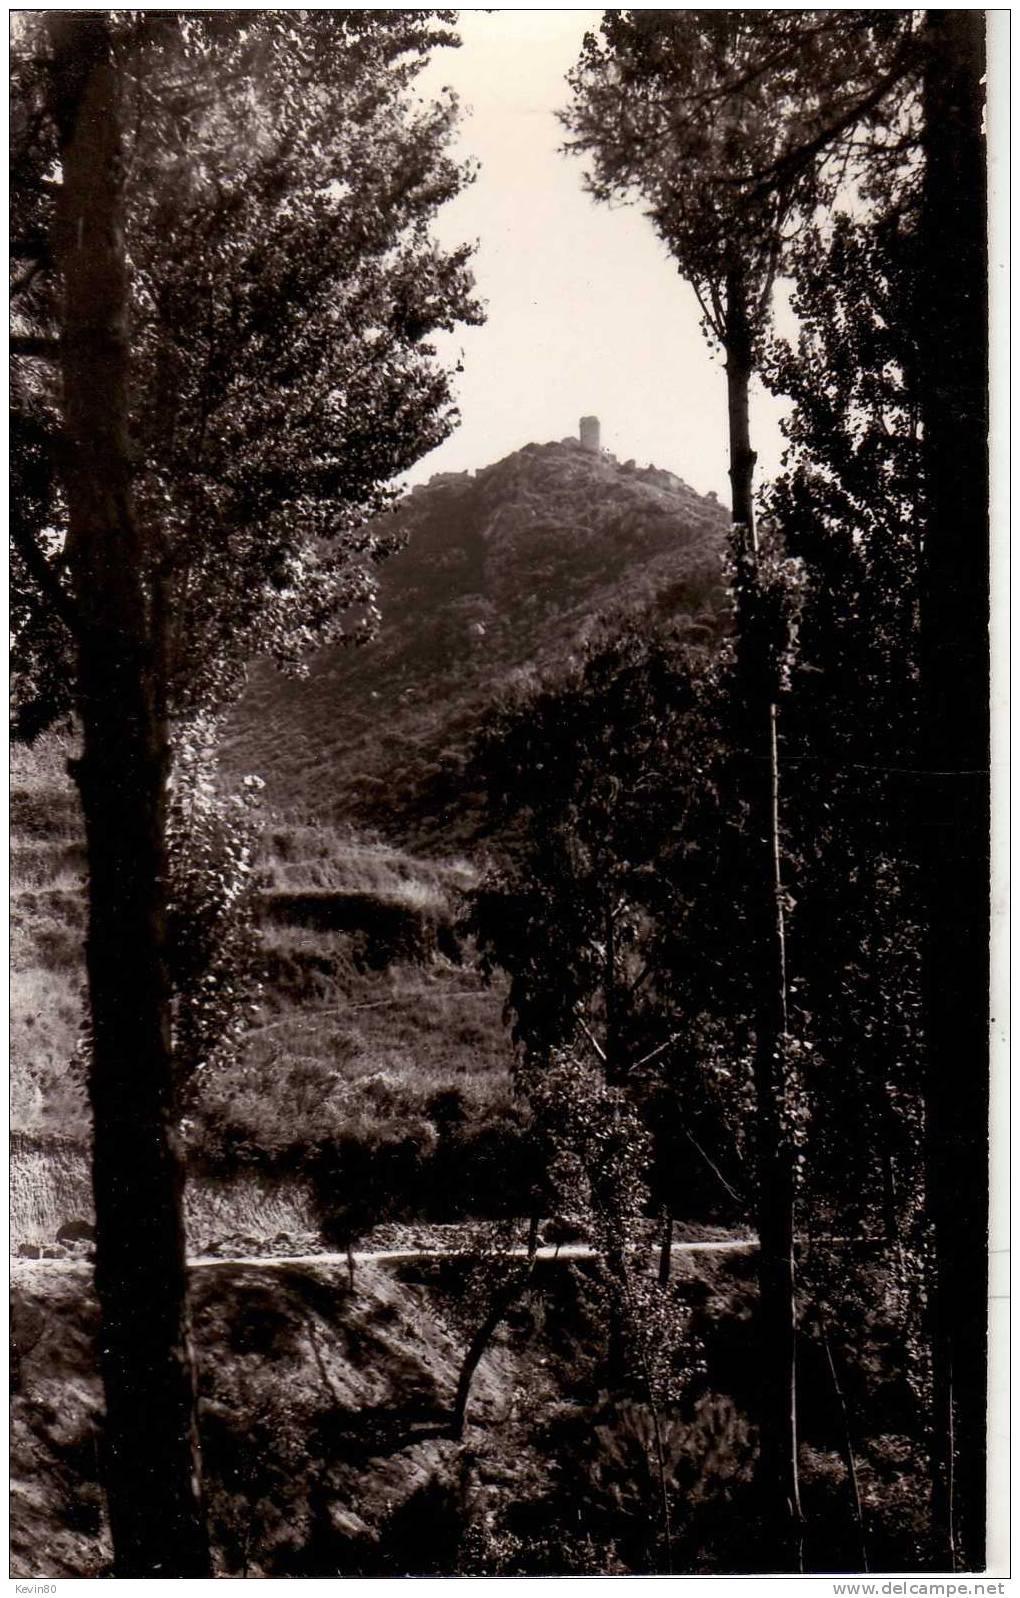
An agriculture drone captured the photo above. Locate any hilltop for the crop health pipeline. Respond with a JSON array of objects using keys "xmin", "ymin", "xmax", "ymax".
[{"xmin": 222, "ymin": 433, "xmax": 730, "ymax": 844}]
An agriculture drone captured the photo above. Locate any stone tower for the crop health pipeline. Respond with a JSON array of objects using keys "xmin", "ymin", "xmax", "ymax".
[{"xmin": 579, "ymin": 415, "xmax": 601, "ymax": 452}]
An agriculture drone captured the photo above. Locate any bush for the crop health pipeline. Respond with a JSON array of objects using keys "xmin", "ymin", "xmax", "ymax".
[
  {"xmin": 428, "ymin": 1113, "xmax": 544, "ymax": 1220},
  {"xmin": 308, "ymin": 1120, "xmax": 439, "ymax": 1246}
]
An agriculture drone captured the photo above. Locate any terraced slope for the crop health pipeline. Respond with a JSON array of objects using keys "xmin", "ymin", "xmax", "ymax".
[{"xmin": 10, "ymin": 753, "xmax": 518, "ymax": 1245}]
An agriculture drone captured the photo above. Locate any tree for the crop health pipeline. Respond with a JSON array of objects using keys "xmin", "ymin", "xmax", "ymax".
[
  {"xmin": 448, "ymin": 1217, "xmax": 542, "ymax": 1441},
  {"xmin": 522, "ymin": 1047, "xmax": 693, "ymax": 1575},
  {"xmin": 165, "ymin": 717, "xmax": 265, "ymax": 1097},
  {"xmin": 468, "ymin": 561, "xmax": 942, "ymax": 1567},
  {"xmin": 563, "ymin": 14, "xmax": 927, "ymax": 1567},
  {"xmin": 13, "ymin": 11, "xmax": 482, "ymax": 728},
  {"xmin": 564, "ymin": 12, "xmax": 919, "ymax": 532},
  {"xmin": 468, "ymin": 622, "xmax": 750, "ymax": 1175},
  {"xmin": 759, "ymin": 14, "xmax": 990, "ymax": 1565},
  {"xmin": 759, "ymin": 184, "xmax": 928, "ymax": 1571},
  {"xmin": 762, "ymin": 186, "xmax": 926, "ymax": 1250},
  {"xmin": 10, "ymin": 16, "xmax": 74, "ymax": 742},
  {"xmin": 42, "ymin": 14, "xmax": 209, "ymax": 1573},
  {"xmin": 466, "ymin": 624, "xmax": 763, "ymax": 1571},
  {"xmin": 915, "ymin": 12, "xmax": 989, "ymax": 1570},
  {"xmin": 11, "ymin": 12, "xmax": 479, "ymax": 1575},
  {"xmin": 123, "ymin": 11, "xmax": 481, "ymax": 717},
  {"xmin": 563, "ymin": 18, "xmax": 801, "ymax": 1559}
]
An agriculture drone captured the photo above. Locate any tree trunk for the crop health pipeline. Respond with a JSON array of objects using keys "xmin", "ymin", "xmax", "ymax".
[
  {"xmin": 48, "ymin": 16, "xmax": 210, "ymax": 1577},
  {"xmin": 452, "ymin": 1219, "xmax": 541, "ymax": 1438},
  {"xmin": 451, "ymin": 1261, "xmax": 535, "ymax": 1439},
  {"xmin": 724, "ymin": 268, "xmax": 803, "ymax": 1571},
  {"xmin": 817, "ymin": 1309, "xmax": 869, "ymax": 1572},
  {"xmin": 880, "ymin": 1146, "xmax": 898, "ymax": 1246},
  {"xmin": 527, "ymin": 1211, "xmax": 541, "ymax": 1258},
  {"xmin": 724, "ymin": 267, "xmax": 758, "ymax": 534},
  {"xmin": 451, "ymin": 1289, "xmax": 512, "ymax": 1440},
  {"xmin": 918, "ymin": 11, "xmax": 990, "ymax": 1571},
  {"xmin": 648, "ymin": 1396, "xmax": 675, "ymax": 1575},
  {"xmin": 604, "ymin": 886, "xmax": 622, "ymax": 1084},
  {"xmin": 658, "ymin": 1208, "xmax": 673, "ymax": 1287}
]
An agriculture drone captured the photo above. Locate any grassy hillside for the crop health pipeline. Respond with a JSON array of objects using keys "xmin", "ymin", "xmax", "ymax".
[
  {"xmin": 9, "ymin": 745, "xmax": 522, "ymax": 1249},
  {"xmin": 222, "ymin": 439, "xmax": 730, "ymax": 842}
]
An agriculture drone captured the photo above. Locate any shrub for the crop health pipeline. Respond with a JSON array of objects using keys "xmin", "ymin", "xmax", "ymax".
[{"xmin": 309, "ymin": 1119, "xmax": 439, "ymax": 1248}]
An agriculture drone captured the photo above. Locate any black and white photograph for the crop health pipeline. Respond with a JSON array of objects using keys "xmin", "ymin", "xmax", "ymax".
[{"xmin": 9, "ymin": 6, "xmax": 1003, "ymax": 1583}]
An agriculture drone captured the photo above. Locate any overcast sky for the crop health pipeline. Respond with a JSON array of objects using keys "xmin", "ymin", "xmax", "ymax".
[{"xmin": 405, "ymin": 9, "xmax": 792, "ymax": 497}]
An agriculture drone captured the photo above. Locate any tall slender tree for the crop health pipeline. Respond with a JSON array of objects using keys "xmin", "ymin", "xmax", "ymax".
[
  {"xmin": 760, "ymin": 169, "xmax": 930, "ymax": 1570},
  {"xmin": 564, "ymin": 11, "xmax": 925, "ymax": 1568},
  {"xmin": 916, "ymin": 11, "xmax": 989, "ymax": 1570},
  {"xmin": 762, "ymin": 184, "xmax": 926, "ymax": 1248},
  {"xmin": 12, "ymin": 12, "xmax": 479, "ymax": 1575},
  {"xmin": 755, "ymin": 13, "xmax": 990, "ymax": 1566},
  {"xmin": 45, "ymin": 14, "xmax": 209, "ymax": 1574}
]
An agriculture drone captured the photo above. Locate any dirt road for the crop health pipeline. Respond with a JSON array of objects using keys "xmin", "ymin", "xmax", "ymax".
[{"xmin": 13, "ymin": 1235, "xmax": 760, "ymax": 1273}]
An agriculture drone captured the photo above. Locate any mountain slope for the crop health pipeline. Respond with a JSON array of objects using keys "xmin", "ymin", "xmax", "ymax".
[{"xmin": 222, "ymin": 436, "xmax": 730, "ymax": 842}]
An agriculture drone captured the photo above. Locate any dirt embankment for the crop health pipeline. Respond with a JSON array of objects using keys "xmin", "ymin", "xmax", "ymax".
[{"xmin": 10, "ymin": 1253, "xmax": 580, "ymax": 1578}]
